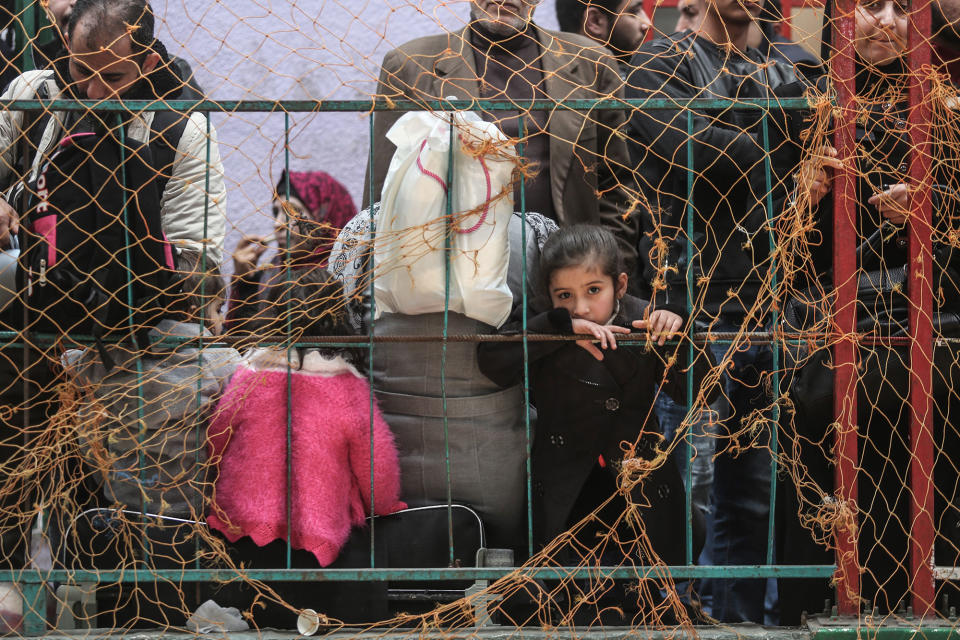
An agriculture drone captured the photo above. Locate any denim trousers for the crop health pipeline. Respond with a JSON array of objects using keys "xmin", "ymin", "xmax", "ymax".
[{"xmin": 655, "ymin": 318, "xmax": 776, "ymax": 623}]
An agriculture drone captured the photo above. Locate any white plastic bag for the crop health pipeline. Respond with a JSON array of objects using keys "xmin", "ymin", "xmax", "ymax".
[{"xmin": 374, "ymin": 110, "xmax": 516, "ymax": 328}]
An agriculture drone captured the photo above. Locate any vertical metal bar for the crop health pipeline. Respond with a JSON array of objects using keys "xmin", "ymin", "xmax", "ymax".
[
  {"xmin": 195, "ymin": 112, "xmax": 212, "ymax": 570},
  {"xmin": 761, "ymin": 110, "xmax": 780, "ymax": 567},
  {"xmin": 20, "ymin": 582, "xmax": 43, "ymax": 636},
  {"xmin": 367, "ymin": 115, "xmax": 377, "ymax": 568},
  {"xmin": 283, "ymin": 112, "xmax": 293, "ymax": 570},
  {"xmin": 684, "ymin": 110, "xmax": 694, "ymax": 565},
  {"xmin": 781, "ymin": 0, "xmax": 793, "ymax": 40},
  {"xmin": 830, "ymin": 0, "xmax": 861, "ymax": 614},
  {"xmin": 906, "ymin": 0, "xmax": 935, "ymax": 614},
  {"xmin": 14, "ymin": 0, "xmax": 36, "ymax": 72},
  {"xmin": 441, "ymin": 113, "xmax": 455, "ymax": 564},
  {"xmin": 643, "ymin": 0, "xmax": 656, "ymax": 41},
  {"xmin": 517, "ymin": 116, "xmax": 533, "ymax": 558},
  {"xmin": 118, "ymin": 116, "xmax": 149, "ymax": 568}
]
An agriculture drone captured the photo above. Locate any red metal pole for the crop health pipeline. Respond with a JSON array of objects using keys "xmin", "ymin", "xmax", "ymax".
[
  {"xmin": 907, "ymin": 0, "xmax": 936, "ymax": 616},
  {"xmin": 781, "ymin": 0, "xmax": 793, "ymax": 41},
  {"xmin": 643, "ymin": 0, "xmax": 656, "ymax": 41},
  {"xmin": 830, "ymin": 0, "xmax": 861, "ymax": 616}
]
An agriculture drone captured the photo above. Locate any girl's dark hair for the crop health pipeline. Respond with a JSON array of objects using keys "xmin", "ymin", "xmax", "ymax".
[
  {"xmin": 539, "ymin": 224, "xmax": 624, "ymax": 293},
  {"xmin": 260, "ymin": 267, "xmax": 354, "ymax": 341}
]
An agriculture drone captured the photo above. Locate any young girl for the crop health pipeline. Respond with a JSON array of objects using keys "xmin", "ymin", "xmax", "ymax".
[
  {"xmin": 207, "ymin": 267, "xmax": 405, "ymax": 566},
  {"xmin": 478, "ymin": 225, "xmax": 708, "ymax": 566}
]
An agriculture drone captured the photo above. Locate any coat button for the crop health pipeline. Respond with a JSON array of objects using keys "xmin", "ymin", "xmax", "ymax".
[
  {"xmin": 605, "ymin": 397, "xmax": 620, "ymax": 411},
  {"xmin": 658, "ymin": 484, "xmax": 670, "ymax": 499}
]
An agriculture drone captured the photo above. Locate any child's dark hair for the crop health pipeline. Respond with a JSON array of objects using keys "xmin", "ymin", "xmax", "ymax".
[
  {"xmin": 539, "ymin": 225, "xmax": 625, "ymax": 293},
  {"xmin": 175, "ymin": 249, "xmax": 225, "ymax": 316},
  {"xmin": 261, "ymin": 267, "xmax": 354, "ymax": 341}
]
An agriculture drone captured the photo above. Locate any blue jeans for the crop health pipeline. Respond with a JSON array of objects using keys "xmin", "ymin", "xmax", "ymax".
[
  {"xmin": 655, "ymin": 390, "xmax": 718, "ymax": 521},
  {"xmin": 656, "ymin": 319, "xmax": 776, "ymax": 623}
]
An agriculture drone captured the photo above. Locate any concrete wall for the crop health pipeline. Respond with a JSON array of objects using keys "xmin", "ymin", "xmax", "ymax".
[{"xmin": 153, "ymin": 0, "xmax": 561, "ymax": 266}]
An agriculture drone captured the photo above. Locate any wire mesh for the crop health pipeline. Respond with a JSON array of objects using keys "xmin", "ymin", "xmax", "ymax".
[{"xmin": 0, "ymin": 0, "xmax": 956, "ymax": 635}]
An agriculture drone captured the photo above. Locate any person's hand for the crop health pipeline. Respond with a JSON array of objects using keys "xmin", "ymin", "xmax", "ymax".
[
  {"xmin": 794, "ymin": 146, "xmax": 843, "ymax": 207},
  {"xmin": 632, "ymin": 310, "xmax": 683, "ymax": 346},
  {"xmin": 232, "ymin": 235, "xmax": 270, "ymax": 279},
  {"xmin": 868, "ymin": 183, "xmax": 911, "ymax": 224},
  {"xmin": 0, "ymin": 200, "xmax": 19, "ymax": 249},
  {"xmin": 571, "ymin": 318, "xmax": 630, "ymax": 361}
]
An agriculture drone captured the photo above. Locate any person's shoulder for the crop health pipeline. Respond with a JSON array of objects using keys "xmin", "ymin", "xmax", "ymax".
[
  {"xmin": 539, "ymin": 26, "xmax": 613, "ymax": 61},
  {"xmin": 383, "ymin": 30, "xmax": 460, "ymax": 61},
  {"xmin": 3, "ymin": 68, "xmax": 56, "ymax": 99},
  {"xmin": 638, "ymin": 31, "xmax": 696, "ymax": 57},
  {"xmin": 627, "ymin": 32, "xmax": 696, "ymax": 81}
]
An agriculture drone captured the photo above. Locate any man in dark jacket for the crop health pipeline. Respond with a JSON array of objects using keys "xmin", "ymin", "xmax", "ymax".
[{"xmin": 625, "ymin": 0, "xmax": 804, "ymax": 623}]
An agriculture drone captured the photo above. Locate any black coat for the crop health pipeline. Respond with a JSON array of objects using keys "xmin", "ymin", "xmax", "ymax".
[
  {"xmin": 478, "ymin": 295, "xmax": 714, "ymax": 563},
  {"xmin": 625, "ymin": 31, "xmax": 809, "ymax": 315},
  {"xmin": 778, "ymin": 61, "xmax": 960, "ymax": 622}
]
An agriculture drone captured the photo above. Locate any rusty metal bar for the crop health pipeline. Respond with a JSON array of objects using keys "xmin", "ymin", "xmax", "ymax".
[
  {"xmin": 830, "ymin": 0, "xmax": 862, "ymax": 615},
  {"xmin": 907, "ymin": 0, "xmax": 936, "ymax": 614}
]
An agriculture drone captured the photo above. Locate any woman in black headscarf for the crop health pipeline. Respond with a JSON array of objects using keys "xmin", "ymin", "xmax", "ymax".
[{"xmin": 777, "ymin": 0, "xmax": 960, "ymax": 622}]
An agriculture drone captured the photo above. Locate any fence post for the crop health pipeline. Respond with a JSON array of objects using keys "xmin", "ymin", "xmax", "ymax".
[
  {"xmin": 906, "ymin": 0, "xmax": 936, "ymax": 616},
  {"xmin": 830, "ymin": 0, "xmax": 862, "ymax": 616}
]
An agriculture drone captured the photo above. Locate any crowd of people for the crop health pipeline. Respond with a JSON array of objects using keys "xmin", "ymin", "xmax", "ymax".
[{"xmin": 0, "ymin": 0, "xmax": 957, "ymax": 630}]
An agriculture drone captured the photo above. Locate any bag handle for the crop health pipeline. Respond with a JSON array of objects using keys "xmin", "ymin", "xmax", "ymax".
[{"xmin": 415, "ymin": 138, "xmax": 492, "ymax": 235}]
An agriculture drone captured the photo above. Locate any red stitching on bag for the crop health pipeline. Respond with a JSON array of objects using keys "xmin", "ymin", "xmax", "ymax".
[
  {"xmin": 416, "ymin": 139, "xmax": 448, "ymax": 193},
  {"xmin": 414, "ymin": 137, "xmax": 492, "ymax": 235}
]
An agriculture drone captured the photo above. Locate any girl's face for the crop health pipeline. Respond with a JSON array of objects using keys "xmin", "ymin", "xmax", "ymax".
[
  {"xmin": 549, "ymin": 264, "xmax": 628, "ymax": 325},
  {"xmin": 855, "ymin": 0, "xmax": 908, "ymax": 67},
  {"xmin": 272, "ymin": 196, "xmax": 311, "ymax": 250}
]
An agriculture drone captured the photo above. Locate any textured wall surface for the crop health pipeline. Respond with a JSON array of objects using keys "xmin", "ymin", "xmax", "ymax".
[{"xmin": 154, "ymin": 0, "xmax": 560, "ymax": 265}]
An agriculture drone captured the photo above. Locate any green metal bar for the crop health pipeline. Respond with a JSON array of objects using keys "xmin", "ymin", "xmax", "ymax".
[
  {"xmin": 118, "ymin": 116, "xmax": 150, "ymax": 569},
  {"xmin": 367, "ymin": 113, "xmax": 378, "ymax": 569},
  {"xmin": 283, "ymin": 113, "xmax": 293, "ymax": 570},
  {"xmin": 684, "ymin": 110, "xmax": 695, "ymax": 565},
  {"xmin": 441, "ymin": 113, "xmax": 455, "ymax": 564},
  {"xmin": 518, "ymin": 115, "xmax": 534, "ymax": 559},
  {"xmin": 0, "ymin": 97, "xmax": 817, "ymax": 113},
  {"xmin": 761, "ymin": 111, "xmax": 781, "ymax": 567},
  {"xmin": 19, "ymin": 581, "xmax": 43, "ymax": 636},
  {"xmin": 0, "ymin": 332, "xmax": 835, "ymax": 347},
  {"xmin": 14, "ymin": 0, "xmax": 36, "ymax": 73},
  {"xmin": 194, "ymin": 104, "xmax": 213, "ymax": 572},
  {"xmin": 809, "ymin": 626, "xmax": 960, "ymax": 640},
  {"xmin": 0, "ymin": 565, "xmax": 836, "ymax": 583}
]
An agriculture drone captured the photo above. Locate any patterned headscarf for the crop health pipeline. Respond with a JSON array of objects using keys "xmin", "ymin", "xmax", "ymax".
[
  {"xmin": 276, "ymin": 170, "xmax": 357, "ymax": 227},
  {"xmin": 275, "ymin": 170, "xmax": 358, "ymax": 266}
]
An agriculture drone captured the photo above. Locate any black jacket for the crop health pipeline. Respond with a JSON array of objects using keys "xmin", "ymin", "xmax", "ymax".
[
  {"xmin": 478, "ymin": 295, "xmax": 715, "ymax": 562},
  {"xmin": 803, "ymin": 64, "xmax": 960, "ymax": 303},
  {"xmin": 625, "ymin": 32, "xmax": 809, "ymax": 318}
]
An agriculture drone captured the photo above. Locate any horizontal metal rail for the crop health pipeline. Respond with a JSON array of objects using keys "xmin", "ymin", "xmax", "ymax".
[
  {"xmin": 0, "ymin": 565, "xmax": 836, "ymax": 583},
  {"xmin": 0, "ymin": 97, "xmax": 816, "ymax": 113},
  {"xmin": 3, "ymin": 331, "xmax": 956, "ymax": 347}
]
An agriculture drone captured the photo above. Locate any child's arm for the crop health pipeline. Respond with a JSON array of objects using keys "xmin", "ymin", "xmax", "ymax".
[
  {"xmin": 348, "ymin": 387, "xmax": 407, "ymax": 516},
  {"xmin": 477, "ymin": 306, "xmax": 594, "ymax": 387}
]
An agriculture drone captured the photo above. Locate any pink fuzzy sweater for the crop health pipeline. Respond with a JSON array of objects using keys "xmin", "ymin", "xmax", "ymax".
[{"xmin": 207, "ymin": 363, "xmax": 406, "ymax": 565}]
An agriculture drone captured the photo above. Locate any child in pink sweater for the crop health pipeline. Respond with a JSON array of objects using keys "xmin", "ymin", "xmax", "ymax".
[{"xmin": 207, "ymin": 268, "xmax": 405, "ymax": 566}]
